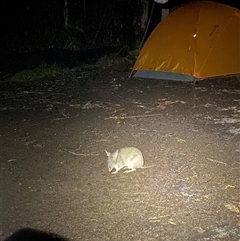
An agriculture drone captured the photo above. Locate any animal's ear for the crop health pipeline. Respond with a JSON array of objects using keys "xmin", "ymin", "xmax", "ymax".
[
  {"xmin": 105, "ymin": 150, "xmax": 109, "ymax": 156},
  {"xmin": 113, "ymin": 150, "xmax": 119, "ymax": 158}
]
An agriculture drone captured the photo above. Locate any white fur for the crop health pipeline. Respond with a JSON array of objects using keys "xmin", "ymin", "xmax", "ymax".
[{"xmin": 105, "ymin": 147, "xmax": 144, "ymax": 174}]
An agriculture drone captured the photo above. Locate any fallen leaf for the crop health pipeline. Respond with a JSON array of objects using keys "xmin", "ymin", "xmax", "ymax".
[
  {"xmin": 225, "ymin": 204, "xmax": 240, "ymax": 213},
  {"xmin": 168, "ymin": 220, "xmax": 177, "ymax": 225},
  {"xmin": 178, "ymin": 100, "xmax": 186, "ymax": 104},
  {"xmin": 225, "ymin": 184, "xmax": 235, "ymax": 189},
  {"xmin": 203, "ymin": 194, "xmax": 210, "ymax": 199},
  {"xmin": 176, "ymin": 137, "xmax": 186, "ymax": 143},
  {"xmin": 197, "ymin": 227, "xmax": 205, "ymax": 233},
  {"xmin": 164, "ymin": 100, "xmax": 174, "ymax": 105}
]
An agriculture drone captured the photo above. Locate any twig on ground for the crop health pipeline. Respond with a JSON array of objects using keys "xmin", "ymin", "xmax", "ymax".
[
  {"xmin": 105, "ymin": 113, "xmax": 162, "ymax": 120},
  {"xmin": 206, "ymin": 157, "xmax": 227, "ymax": 165},
  {"xmin": 60, "ymin": 147, "xmax": 99, "ymax": 156},
  {"xmin": 51, "ymin": 117, "xmax": 70, "ymax": 121},
  {"xmin": 7, "ymin": 159, "xmax": 17, "ymax": 162}
]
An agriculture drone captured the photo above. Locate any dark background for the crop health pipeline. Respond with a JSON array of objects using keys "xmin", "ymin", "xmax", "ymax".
[{"xmin": 1, "ymin": 0, "xmax": 239, "ymax": 53}]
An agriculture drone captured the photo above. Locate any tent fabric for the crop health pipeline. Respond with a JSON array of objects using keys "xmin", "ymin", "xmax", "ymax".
[{"xmin": 132, "ymin": 1, "xmax": 240, "ymax": 81}]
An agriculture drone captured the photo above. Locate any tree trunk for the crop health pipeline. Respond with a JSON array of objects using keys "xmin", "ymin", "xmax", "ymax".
[
  {"xmin": 133, "ymin": 0, "xmax": 150, "ymax": 48},
  {"xmin": 140, "ymin": 0, "xmax": 149, "ymax": 32},
  {"xmin": 64, "ymin": 0, "xmax": 68, "ymax": 29}
]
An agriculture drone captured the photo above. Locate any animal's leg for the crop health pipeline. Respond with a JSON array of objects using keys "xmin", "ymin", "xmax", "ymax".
[
  {"xmin": 123, "ymin": 168, "xmax": 136, "ymax": 173},
  {"xmin": 110, "ymin": 166, "xmax": 123, "ymax": 174},
  {"xmin": 111, "ymin": 169, "xmax": 119, "ymax": 174}
]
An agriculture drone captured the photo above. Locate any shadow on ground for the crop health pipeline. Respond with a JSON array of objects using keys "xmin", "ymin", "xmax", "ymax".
[{"xmin": 3, "ymin": 228, "xmax": 68, "ymax": 241}]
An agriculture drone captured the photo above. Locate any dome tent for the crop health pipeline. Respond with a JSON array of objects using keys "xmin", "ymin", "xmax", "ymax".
[{"xmin": 131, "ymin": 1, "xmax": 240, "ymax": 81}]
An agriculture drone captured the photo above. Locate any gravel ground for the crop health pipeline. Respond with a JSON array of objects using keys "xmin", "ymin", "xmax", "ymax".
[{"xmin": 1, "ymin": 68, "xmax": 239, "ymax": 241}]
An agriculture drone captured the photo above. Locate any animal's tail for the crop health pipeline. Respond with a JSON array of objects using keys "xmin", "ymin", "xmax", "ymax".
[{"xmin": 141, "ymin": 165, "xmax": 154, "ymax": 169}]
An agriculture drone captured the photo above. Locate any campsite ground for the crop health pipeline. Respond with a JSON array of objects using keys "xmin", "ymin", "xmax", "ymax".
[{"xmin": 1, "ymin": 65, "xmax": 240, "ymax": 241}]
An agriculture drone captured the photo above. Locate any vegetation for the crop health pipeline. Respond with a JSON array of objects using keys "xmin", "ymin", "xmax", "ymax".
[
  {"xmin": 2, "ymin": 0, "xmax": 151, "ymax": 53},
  {"xmin": 7, "ymin": 50, "xmax": 138, "ymax": 82},
  {"xmin": 7, "ymin": 64, "xmax": 64, "ymax": 82}
]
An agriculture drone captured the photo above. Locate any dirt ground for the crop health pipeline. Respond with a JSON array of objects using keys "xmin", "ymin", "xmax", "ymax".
[{"xmin": 1, "ymin": 67, "xmax": 240, "ymax": 241}]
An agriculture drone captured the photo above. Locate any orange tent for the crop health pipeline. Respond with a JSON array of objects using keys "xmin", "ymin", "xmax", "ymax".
[{"xmin": 132, "ymin": 1, "xmax": 240, "ymax": 81}]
